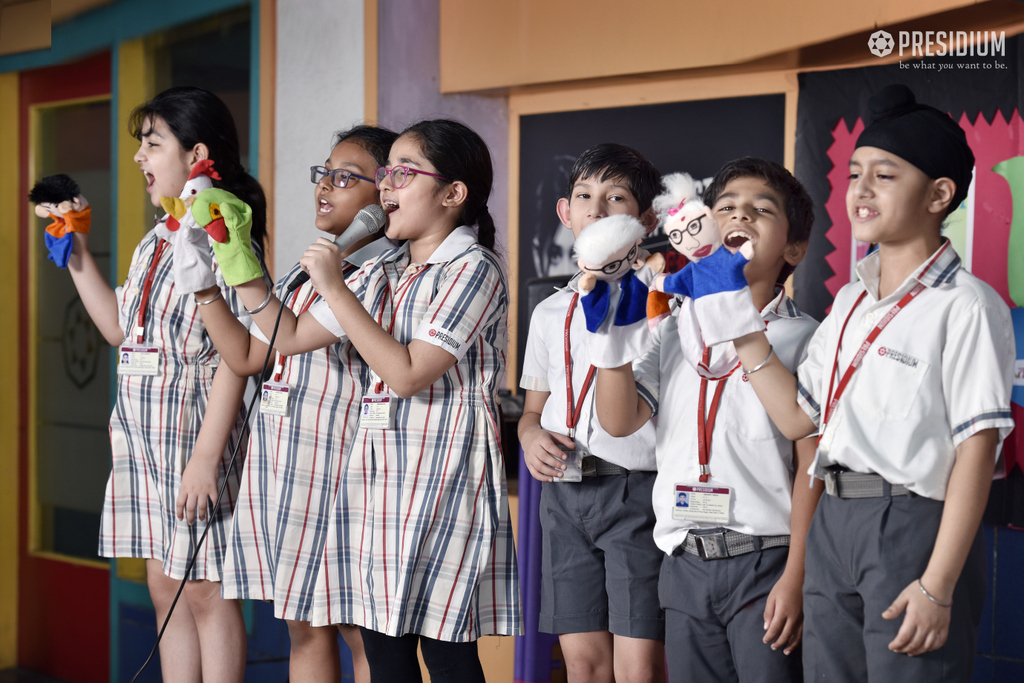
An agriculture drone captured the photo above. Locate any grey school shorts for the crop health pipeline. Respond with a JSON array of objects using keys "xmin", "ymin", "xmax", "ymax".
[{"xmin": 538, "ymin": 471, "xmax": 665, "ymax": 640}]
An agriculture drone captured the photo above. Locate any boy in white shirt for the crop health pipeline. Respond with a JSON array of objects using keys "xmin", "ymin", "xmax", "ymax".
[
  {"xmin": 594, "ymin": 157, "xmax": 822, "ymax": 682},
  {"xmin": 698, "ymin": 85, "xmax": 1015, "ymax": 681},
  {"xmin": 519, "ymin": 143, "xmax": 665, "ymax": 683}
]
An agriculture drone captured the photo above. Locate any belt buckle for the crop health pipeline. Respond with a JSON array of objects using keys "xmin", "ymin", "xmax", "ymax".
[
  {"xmin": 580, "ymin": 454, "xmax": 597, "ymax": 477},
  {"xmin": 696, "ymin": 532, "xmax": 729, "ymax": 560},
  {"xmin": 824, "ymin": 469, "xmax": 839, "ymax": 497}
]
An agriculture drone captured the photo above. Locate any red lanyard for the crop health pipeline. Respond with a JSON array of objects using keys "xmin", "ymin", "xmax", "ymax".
[
  {"xmin": 373, "ymin": 263, "xmax": 430, "ymax": 392},
  {"xmin": 272, "ymin": 287, "xmax": 319, "ymax": 382},
  {"xmin": 695, "ymin": 346, "xmax": 741, "ymax": 482},
  {"xmin": 135, "ymin": 239, "xmax": 169, "ymax": 343},
  {"xmin": 819, "ymin": 282, "xmax": 926, "ymax": 443},
  {"xmin": 564, "ymin": 293, "xmax": 596, "ymax": 439}
]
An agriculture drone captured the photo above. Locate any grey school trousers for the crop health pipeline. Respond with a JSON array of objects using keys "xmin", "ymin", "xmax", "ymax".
[{"xmin": 803, "ymin": 492, "xmax": 985, "ymax": 682}]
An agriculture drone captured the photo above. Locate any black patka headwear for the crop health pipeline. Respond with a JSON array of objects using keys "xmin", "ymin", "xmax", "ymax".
[{"xmin": 856, "ymin": 84, "xmax": 975, "ymax": 212}]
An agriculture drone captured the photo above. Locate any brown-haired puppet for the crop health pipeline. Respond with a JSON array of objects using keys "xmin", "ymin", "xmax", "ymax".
[{"xmin": 29, "ymin": 174, "xmax": 91, "ymax": 268}]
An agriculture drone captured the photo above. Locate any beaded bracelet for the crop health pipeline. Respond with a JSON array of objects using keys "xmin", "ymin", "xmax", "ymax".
[
  {"xmin": 917, "ymin": 579, "xmax": 952, "ymax": 608},
  {"xmin": 195, "ymin": 290, "xmax": 222, "ymax": 306},
  {"xmin": 743, "ymin": 345, "xmax": 775, "ymax": 375}
]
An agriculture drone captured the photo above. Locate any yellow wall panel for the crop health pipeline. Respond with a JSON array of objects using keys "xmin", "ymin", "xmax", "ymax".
[
  {"xmin": 0, "ymin": 71, "xmax": 20, "ymax": 669},
  {"xmin": 116, "ymin": 39, "xmax": 152, "ymax": 281},
  {"xmin": 440, "ymin": 0, "xmax": 976, "ymax": 91}
]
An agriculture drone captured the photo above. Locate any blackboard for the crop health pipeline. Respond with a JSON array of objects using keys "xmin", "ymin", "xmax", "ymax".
[{"xmin": 517, "ymin": 94, "xmax": 786, "ymax": 378}]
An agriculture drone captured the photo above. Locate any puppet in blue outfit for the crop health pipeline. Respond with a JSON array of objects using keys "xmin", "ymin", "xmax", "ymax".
[
  {"xmin": 651, "ymin": 172, "xmax": 754, "ymax": 300},
  {"xmin": 574, "ymin": 214, "xmax": 657, "ymax": 333},
  {"xmin": 29, "ymin": 174, "xmax": 92, "ymax": 268}
]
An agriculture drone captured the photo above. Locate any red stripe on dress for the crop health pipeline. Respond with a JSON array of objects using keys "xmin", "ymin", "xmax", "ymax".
[
  {"xmin": 282, "ymin": 342, "xmax": 332, "ymax": 614},
  {"xmin": 437, "ymin": 446, "xmax": 485, "ymax": 638},
  {"xmin": 428, "ymin": 263, "xmax": 468, "ymax": 325}
]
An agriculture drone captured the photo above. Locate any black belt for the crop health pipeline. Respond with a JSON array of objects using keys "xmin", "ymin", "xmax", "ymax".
[
  {"xmin": 581, "ymin": 455, "xmax": 629, "ymax": 477},
  {"xmin": 823, "ymin": 467, "xmax": 911, "ymax": 498}
]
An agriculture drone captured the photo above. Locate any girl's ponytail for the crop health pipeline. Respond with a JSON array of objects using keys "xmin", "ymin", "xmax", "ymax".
[{"xmin": 402, "ymin": 119, "xmax": 498, "ymax": 253}]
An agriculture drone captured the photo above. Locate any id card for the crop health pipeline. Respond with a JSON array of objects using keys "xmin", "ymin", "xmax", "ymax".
[
  {"xmin": 360, "ymin": 394, "xmax": 395, "ymax": 430},
  {"xmin": 117, "ymin": 344, "xmax": 160, "ymax": 376},
  {"xmin": 673, "ymin": 484, "xmax": 731, "ymax": 524},
  {"xmin": 260, "ymin": 381, "xmax": 291, "ymax": 417},
  {"xmin": 554, "ymin": 445, "xmax": 583, "ymax": 483}
]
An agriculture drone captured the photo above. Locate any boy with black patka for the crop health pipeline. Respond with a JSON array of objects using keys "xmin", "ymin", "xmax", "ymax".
[
  {"xmin": 519, "ymin": 144, "xmax": 666, "ymax": 683},
  {"xmin": 593, "ymin": 158, "xmax": 822, "ymax": 682},
  {"xmin": 696, "ymin": 85, "xmax": 1014, "ymax": 682}
]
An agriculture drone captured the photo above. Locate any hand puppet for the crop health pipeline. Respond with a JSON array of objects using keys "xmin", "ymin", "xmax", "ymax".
[
  {"xmin": 29, "ymin": 174, "xmax": 91, "ymax": 268},
  {"xmin": 192, "ymin": 188, "xmax": 261, "ymax": 287},
  {"xmin": 574, "ymin": 214, "xmax": 654, "ymax": 333}
]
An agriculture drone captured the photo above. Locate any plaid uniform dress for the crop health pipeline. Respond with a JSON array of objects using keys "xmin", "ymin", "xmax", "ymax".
[
  {"xmin": 99, "ymin": 228, "xmax": 259, "ymax": 580},
  {"xmin": 310, "ymin": 227, "xmax": 523, "ymax": 642},
  {"xmin": 221, "ymin": 262, "xmax": 372, "ymax": 621}
]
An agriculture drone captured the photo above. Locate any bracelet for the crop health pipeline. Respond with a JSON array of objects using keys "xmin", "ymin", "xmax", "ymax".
[
  {"xmin": 245, "ymin": 284, "xmax": 273, "ymax": 315},
  {"xmin": 917, "ymin": 579, "xmax": 953, "ymax": 608},
  {"xmin": 194, "ymin": 290, "xmax": 222, "ymax": 306},
  {"xmin": 742, "ymin": 345, "xmax": 774, "ymax": 375}
]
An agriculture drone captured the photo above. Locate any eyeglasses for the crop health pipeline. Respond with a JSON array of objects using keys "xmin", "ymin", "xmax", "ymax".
[
  {"xmin": 668, "ymin": 214, "xmax": 709, "ymax": 244},
  {"xmin": 374, "ymin": 165, "xmax": 449, "ymax": 190},
  {"xmin": 310, "ymin": 166, "xmax": 375, "ymax": 188},
  {"xmin": 583, "ymin": 244, "xmax": 639, "ymax": 275}
]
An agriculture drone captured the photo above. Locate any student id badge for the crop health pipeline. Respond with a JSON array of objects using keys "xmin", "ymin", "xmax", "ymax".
[
  {"xmin": 360, "ymin": 374, "xmax": 396, "ymax": 430},
  {"xmin": 673, "ymin": 484, "xmax": 731, "ymax": 524},
  {"xmin": 117, "ymin": 344, "xmax": 160, "ymax": 376},
  {"xmin": 554, "ymin": 444, "xmax": 584, "ymax": 483},
  {"xmin": 260, "ymin": 381, "xmax": 291, "ymax": 417}
]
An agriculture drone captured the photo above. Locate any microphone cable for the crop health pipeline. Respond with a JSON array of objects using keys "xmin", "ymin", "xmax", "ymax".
[{"xmin": 130, "ymin": 281, "xmax": 290, "ymax": 683}]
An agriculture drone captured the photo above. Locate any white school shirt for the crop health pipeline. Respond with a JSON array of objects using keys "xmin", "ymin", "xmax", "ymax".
[
  {"xmin": 520, "ymin": 272, "xmax": 657, "ymax": 471},
  {"xmin": 797, "ymin": 240, "xmax": 1015, "ymax": 500},
  {"xmin": 634, "ymin": 290, "xmax": 818, "ymax": 554}
]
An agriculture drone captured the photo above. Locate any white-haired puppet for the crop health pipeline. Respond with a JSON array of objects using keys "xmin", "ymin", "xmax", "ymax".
[
  {"xmin": 574, "ymin": 214, "xmax": 656, "ymax": 333},
  {"xmin": 29, "ymin": 174, "xmax": 91, "ymax": 268},
  {"xmin": 645, "ymin": 174, "xmax": 754, "ymax": 335},
  {"xmin": 156, "ymin": 159, "xmax": 225, "ymax": 295}
]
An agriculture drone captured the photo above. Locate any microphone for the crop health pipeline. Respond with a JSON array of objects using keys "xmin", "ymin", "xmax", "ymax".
[{"xmin": 286, "ymin": 204, "xmax": 387, "ymax": 292}]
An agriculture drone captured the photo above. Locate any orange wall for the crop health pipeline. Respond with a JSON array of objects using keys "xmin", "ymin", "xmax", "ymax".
[{"xmin": 440, "ymin": 0, "xmax": 977, "ymax": 91}]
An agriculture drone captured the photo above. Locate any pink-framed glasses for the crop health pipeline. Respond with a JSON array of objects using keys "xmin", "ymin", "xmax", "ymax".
[{"xmin": 375, "ymin": 165, "xmax": 450, "ymax": 190}]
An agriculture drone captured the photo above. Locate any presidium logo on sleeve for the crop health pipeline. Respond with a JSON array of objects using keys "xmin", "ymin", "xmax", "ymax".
[
  {"xmin": 877, "ymin": 346, "xmax": 920, "ymax": 368},
  {"xmin": 428, "ymin": 328, "xmax": 462, "ymax": 352}
]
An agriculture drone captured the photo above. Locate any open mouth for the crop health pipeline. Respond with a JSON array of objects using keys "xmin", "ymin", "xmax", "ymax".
[
  {"xmin": 317, "ymin": 197, "xmax": 333, "ymax": 215},
  {"xmin": 143, "ymin": 172, "xmax": 155, "ymax": 191},
  {"xmin": 383, "ymin": 199, "xmax": 399, "ymax": 214},
  {"xmin": 855, "ymin": 206, "xmax": 876, "ymax": 220},
  {"xmin": 724, "ymin": 230, "xmax": 752, "ymax": 250}
]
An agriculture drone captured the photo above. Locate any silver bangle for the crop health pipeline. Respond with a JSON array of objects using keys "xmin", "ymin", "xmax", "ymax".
[
  {"xmin": 917, "ymin": 579, "xmax": 952, "ymax": 608},
  {"xmin": 742, "ymin": 345, "xmax": 774, "ymax": 375},
  {"xmin": 194, "ymin": 290, "xmax": 221, "ymax": 306},
  {"xmin": 245, "ymin": 284, "xmax": 273, "ymax": 315}
]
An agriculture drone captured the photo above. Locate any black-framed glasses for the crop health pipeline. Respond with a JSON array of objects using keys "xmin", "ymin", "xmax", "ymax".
[
  {"xmin": 310, "ymin": 166, "xmax": 375, "ymax": 188},
  {"xmin": 583, "ymin": 244, "xmax": 639, "ymax": 275},
  {"xmin": 668, "ymin": 214, "xmax": 709, "ymax": 244},
  {"xmin": 375, "ymin": 165, "xmax": 449, "ymax": 190}
]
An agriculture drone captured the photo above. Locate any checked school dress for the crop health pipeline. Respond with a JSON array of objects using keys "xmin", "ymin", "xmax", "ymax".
[
  {"xmin": 309, "ymin": 226, "xmax": 523, "ymax": 642},
  {"xmin": 221, "ymin": 242, "xmax": 384, "ymax": 622},
  {"xmin": 99, "ymin": 228, "xmax": 260, "ymax": 581}
]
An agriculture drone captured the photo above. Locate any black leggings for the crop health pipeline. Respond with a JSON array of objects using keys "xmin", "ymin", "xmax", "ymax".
[{"xmin": 359, "ymin": 627, "xmax": 485, "ymax": 683}]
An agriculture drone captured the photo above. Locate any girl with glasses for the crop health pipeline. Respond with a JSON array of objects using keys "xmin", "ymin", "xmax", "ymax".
[
  {"xmin": 190, "ymin": 125, "xmax": 398, "ymax": 683},
  {"xmin": 206, "ymin": 118, "xmax": 522, "ymax": 682}
]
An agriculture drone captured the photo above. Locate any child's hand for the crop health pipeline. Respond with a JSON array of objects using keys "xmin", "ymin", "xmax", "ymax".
[
  {"xmin": 763, "ymin": 568, "xmax": 804, "ymax": 655},
  {"xmin": 883, "ymin": 579, "xmax": 952, "ymax": 656},
  {"xmin": 300, "ymin": 237, "xmax": 348, "ymax": 299},
  {"xmin": 521, "ymin": 426, "xmax": 575, "ymax": 482},
  {"xmin": 175, "ymin": 454, "xmax": 221, "ymax": 525}
]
